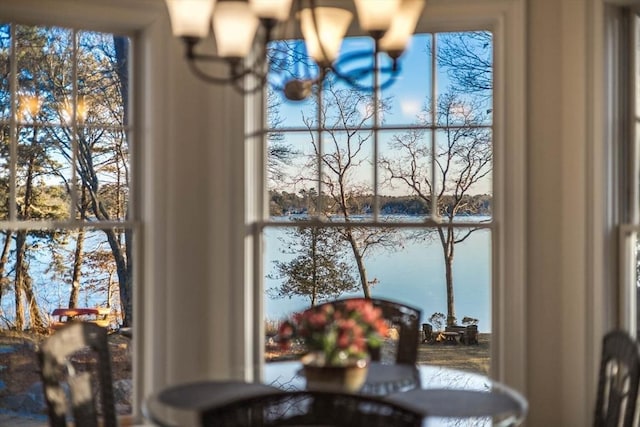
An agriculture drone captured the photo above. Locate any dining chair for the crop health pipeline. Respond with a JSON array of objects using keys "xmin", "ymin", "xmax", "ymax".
[
  {"xmin": 593, "ymin": 329, "xmax": 640, "ymax": 427},
  {"xmin": 37, "ymin": 321, "xmax": 117, "ymax": 427},
  {"xmin": 320, "ymin": 297, "xmax": 422, "ymax": 365},
  {"xmin": 200, "ymin": 389, "xmax": 423, "ymax": 427}
]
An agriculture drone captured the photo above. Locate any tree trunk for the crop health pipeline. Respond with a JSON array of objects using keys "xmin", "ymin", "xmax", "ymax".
[
  {"xmin": 107, "ymin": 35, "xmax": 132, "ymax": 327},
  {"xmin": 102, "ymin": 227, "xmax": 131, "ymax": 326},
  {"xmin": 445, "ymin": 253, "xmax": 456, "ymax": 326},
  {"xmin": 14, "ymin": 230, "xmax": 45, "ymax": 332},
  {"xmin": 14, "ymin": 139, "xmax": 37, "ymax": 331},
  {"xmin": 0, "ymin": 231, "xmax": 12, "ymax": 312},
  {"xmin": 437, "ymin": 224, "xmax": 458, "ymax": 327},
  {"xmin": 69, "ymin": 188, "xmax": 89, "ymax": 308},
  {"xmin": 14, "ymin": 268, "xmax": 24, "ymax": 330},
  {"xmin": 311, "ymin": 229, "xmax": 317, "ymax": 307},
  {"xmin": 22, "ymin": 267, "xmax": 45, "ymax": 332},
  {"xmin": 347, "ymin": 230, "xmax": 371, "ymax": 298},
  {"xmin": 68, "ymin": 228, "xmax": 85, "ymax": 308},
  {"xmin": 443, "ymin": 225, "xmax": 457, "ymax": 326}
]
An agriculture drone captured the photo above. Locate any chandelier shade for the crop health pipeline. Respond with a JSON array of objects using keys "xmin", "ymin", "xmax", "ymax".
[
  {"xmin": 353, "ymin": 0, "xmax": 402, "ymax": 32},
  {"xmin": 379, "ymin": 0, "xmax": 425, "ymax": 56},
  {"xmin": 298, "ymin": 7, "xmax": 353, "ymax": 67},
  {"xmin": 165, "ymin": 0, "xmax": 215, "ymax": 38},
  {"xmin": 164, "ymin": 0, "xmax": 425, "ymax": 98},
  {"xmin": 212, "ymin": 2, "xmax": 259, "ymax": 58}
]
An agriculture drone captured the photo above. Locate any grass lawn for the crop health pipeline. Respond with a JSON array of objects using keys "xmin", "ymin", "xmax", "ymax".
[{"xmin": 417, "ymin": 333, "xmax": 490, "ymax": 376}]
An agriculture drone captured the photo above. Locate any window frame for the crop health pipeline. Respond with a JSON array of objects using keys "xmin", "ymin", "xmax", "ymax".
[
  {"xmin": 245, "ymin": 0, "xmax": 527, "ymax": 392},
  {"xmin": 0, "ymin": 0, "xmax": 169, "ymax": 420},
  {"xmin": 610, "ymin": 6, "xmax": 640, "ymax": 337}
]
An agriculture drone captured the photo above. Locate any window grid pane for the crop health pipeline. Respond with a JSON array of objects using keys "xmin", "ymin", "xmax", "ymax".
[
  {"xmin": 263, "ymin": 31, "xmax": 494, "ymax": 377},
  {"xmin": 0, "ymin": 23, "xmax": 134, "ymax": 420}
]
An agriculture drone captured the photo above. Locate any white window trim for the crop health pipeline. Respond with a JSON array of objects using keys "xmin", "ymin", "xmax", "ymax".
[{"xmin": 244, "ymin": 0, "xmax": 527, "ymax": 393}]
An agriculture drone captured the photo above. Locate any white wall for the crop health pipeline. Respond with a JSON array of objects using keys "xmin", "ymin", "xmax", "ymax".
[{"xmin": 526, "ymin": 0, "xmax": 611, "ymax": 425}]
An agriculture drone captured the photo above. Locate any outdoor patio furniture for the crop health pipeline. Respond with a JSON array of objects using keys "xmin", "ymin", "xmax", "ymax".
[
  {"xmin": 50, "ymin": 307, "xmax": 111, "ymax": 330},
  {"xmin": 460, "ymin": 325, "xmax": 479, "ymax": 345},
  {"xmin": 421, "ymin": 323, "xmax": 434, "ymax": 344}
]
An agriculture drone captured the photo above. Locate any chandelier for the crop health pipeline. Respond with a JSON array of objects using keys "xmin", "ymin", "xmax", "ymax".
[{"xmin": 164, "ymin": 0, "xmax": 424, "ymax": 100}]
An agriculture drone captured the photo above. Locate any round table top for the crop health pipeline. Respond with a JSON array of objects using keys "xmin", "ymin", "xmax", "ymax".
[
  {"xmin": 145, "ymin": 362, "xmax": 527, "ymax": 427},
  {"xmin": 265, "ymin": 361, "xmax": 527, "ymax": 426}
]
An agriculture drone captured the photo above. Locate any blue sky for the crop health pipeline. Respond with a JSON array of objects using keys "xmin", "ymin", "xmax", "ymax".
[{"xmin": 266, "ymin": 32, "xmax": 494, "ymax": 196}]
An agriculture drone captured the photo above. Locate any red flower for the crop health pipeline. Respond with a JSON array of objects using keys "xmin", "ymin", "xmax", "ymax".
[{"xmin": 279, "ymin": 299, "xmax": 387, "ymax": 366}]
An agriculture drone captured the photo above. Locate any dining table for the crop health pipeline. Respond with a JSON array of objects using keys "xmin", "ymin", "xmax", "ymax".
[{"xmin": 144, "ymin": 361, "xmax": 527, "ymax": 426}]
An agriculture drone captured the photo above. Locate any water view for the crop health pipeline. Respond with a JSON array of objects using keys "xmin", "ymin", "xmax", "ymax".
[{"xmin": 264, "ymin": 218, "xmax": 492, "ymax": 332}]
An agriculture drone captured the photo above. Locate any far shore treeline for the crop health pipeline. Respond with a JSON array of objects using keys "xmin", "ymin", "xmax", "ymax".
[{"xmin": 269, "ymin": 190, "xmax": 492, "ymax": 217}]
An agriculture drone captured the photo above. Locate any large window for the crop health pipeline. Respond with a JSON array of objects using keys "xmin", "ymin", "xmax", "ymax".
[
  {"xmin": 0, "ymin": 23, "xmax": 135, "ymax": 419},
  {"xmin": 261, "ymin": 32, "xmax": 494, "ymax": 375},
  {"xmin": 614, "ymin": 8, "xmax": 640, "ymax": 336}
]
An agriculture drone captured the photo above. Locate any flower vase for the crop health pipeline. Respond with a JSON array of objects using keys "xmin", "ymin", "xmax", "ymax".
[{"xmin": 301, "ymin": 353, "xmax": 369, "ymax": 393}]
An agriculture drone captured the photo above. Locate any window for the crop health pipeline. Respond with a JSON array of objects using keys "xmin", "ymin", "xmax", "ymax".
[
  {"xmin": 260, "ymin": 31, "xmax": 495, "ymax": 376},
  {"xmin": 0, "ymin": 22, "xmax": 136, "ymax": 418},
  {"xmin": 611, "ymin": 7, "xmax": 640, "ymax": 336}
]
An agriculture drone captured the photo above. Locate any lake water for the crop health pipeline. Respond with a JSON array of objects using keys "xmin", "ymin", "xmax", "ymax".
[
  {"xmin": 0, "ymin": 220, "xmax": 492, "ymax": 334},
  {"xmin": 263, "ymin": 222, "xmax": 492, "ymax": 332}
]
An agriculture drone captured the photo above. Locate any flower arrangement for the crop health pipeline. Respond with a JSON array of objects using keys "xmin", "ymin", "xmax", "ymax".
[{"xmin": 278, "ymin": 298, "xmax": 389, "ymax": 367}]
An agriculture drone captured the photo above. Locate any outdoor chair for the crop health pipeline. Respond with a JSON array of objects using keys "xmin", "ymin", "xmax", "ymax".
[
  {"xmin": 593, "ymin": 330, "xmax": 640, "ymax": 427},
  {"xmin": 200, "ymin": 389, "xmax": 423, "ymax": 427},
  {"xmin": 37, "ymin": 321, "xmax": 117, "ymax": 427},
  {"xmin": 460, "ymin": 325, "xmax": 479, "ymax": 345},
  {"xmin": 421, "ymin": 323, "xmax": 434, "ymax": 344}
]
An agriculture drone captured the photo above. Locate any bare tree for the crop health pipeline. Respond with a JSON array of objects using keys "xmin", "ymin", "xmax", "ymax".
[
  {"xmin": 298, "ymin": 81, "xmax": 396, "ymax": 297},
  {"xmin": 266, "ymin": 88, "xmax": 296, "ymax": 186},
  {"xmin": 437, "ymin": 31, "xmax": 493, "ymax": 97},
  {"xmin": 381, "ymin": 93, "xmax": 492, "ymax": 326}
]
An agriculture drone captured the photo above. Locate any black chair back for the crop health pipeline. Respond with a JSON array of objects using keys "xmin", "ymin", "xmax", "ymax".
[
  {"xmin": 316, "ymin": 297, "xmax": 421, "ymax": 365},
  {"xmin": 200, "ymin": 389, "xmax": 423, "ymax": 427},
  {"xmin": 594, "ymin": 330, "xmax": 640, "ymax": 427}
]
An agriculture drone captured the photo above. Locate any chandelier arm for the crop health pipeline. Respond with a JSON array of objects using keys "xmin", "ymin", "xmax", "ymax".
[
  {"xmin": 232, "ymin": 72, "xmax": 270, "ymax": 95},
  {"xmin": 327, "ymin": 62, "xmax": 400, "ymax": 93},
  {"xmin": 183, "ymin": 32, "xmax": 273, "ymax": 87},
  {"xmin": 186, "ymin": 59, "xmax": 240, "ymax": 85},
  {"xmin": 187, "ymin": 52, "xmax": 232, "ymax": 64}
]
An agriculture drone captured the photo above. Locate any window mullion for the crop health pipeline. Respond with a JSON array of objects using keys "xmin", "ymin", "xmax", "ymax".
[
  {"xmin": 372, "ymin": 51, "xmax": 380, "ymax": 221},
  {"xmin": 316, "ymin": 79, "xmax": 323, "ymax": 216},
  {"xmin": 9, "ymin": 24, "xmax": 17, "ymax": 221},
  {"xmin": 431, "ymin": 33, "xmax": 439, "ymax": 221},
  {"xmin": 70, "ymin": 29, "xmax": 79, "ymax": 222}
]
